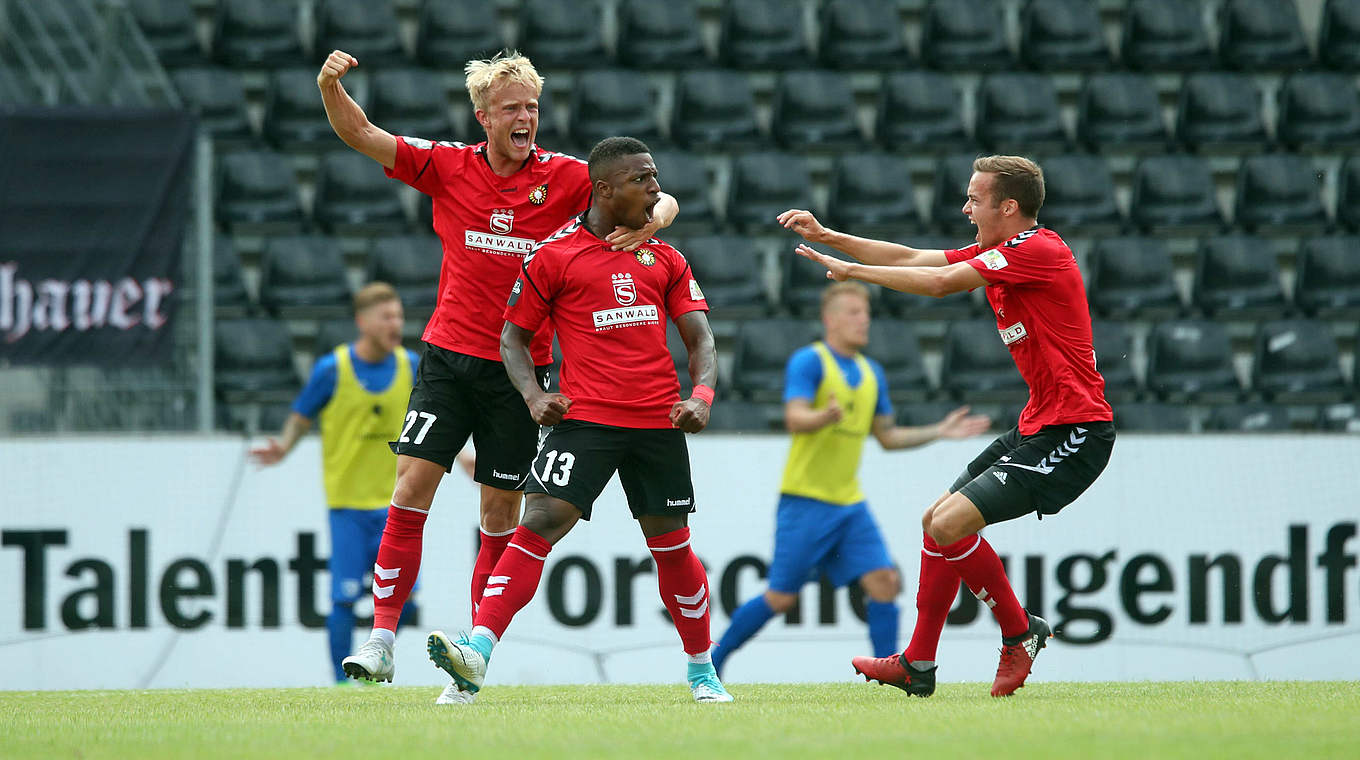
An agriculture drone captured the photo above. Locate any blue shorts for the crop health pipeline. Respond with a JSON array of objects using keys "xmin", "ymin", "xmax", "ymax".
[
  {"xmin": 328, "ymin": 508, "xmax": 389, "ymax": 605},
  {"xmin": 766, "ymin": 495, "xmax": 895, "ymax": 593}
]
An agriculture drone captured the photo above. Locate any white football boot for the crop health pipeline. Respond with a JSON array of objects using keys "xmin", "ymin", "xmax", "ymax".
[
  {"xmin": 341, "ymin": 637, "xmax": 395, "ymax": 683},
  {"xmin": 426, "ymin": 630, "xmax": 487, "ymax": 692},
  {"xmin": 434, "ymin": 681, "xmax": 478, "ymax": 705}
]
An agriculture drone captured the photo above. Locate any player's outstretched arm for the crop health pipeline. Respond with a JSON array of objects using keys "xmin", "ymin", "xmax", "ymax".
[
  {"xmin": 248, "ymin": 412, "xmax": 313, "ymax": 466},
  {"xmin": 606, "ymin": 192, "xmax": 680, "ymax": 252},
  {"xmin": 795, "ymin": 244, "xmax": 987, "ymax": 297},
  {"xmin": 317, "ymin": 50, "xmax": 397, "ymax": 169},
  {"xmin": 870, "ymin": 406, "xmax": 991, "ymax": 451},
  {"xmin": 670, "ymin": 310, "xmax": 715, "ymax": 433},
  {"xmin": 500, "ymin": 321, "xmax": 572, "ymax": 426},
  {"xmin": 777, "ymin": 209, "xmax": 950, "ymax": 268}
]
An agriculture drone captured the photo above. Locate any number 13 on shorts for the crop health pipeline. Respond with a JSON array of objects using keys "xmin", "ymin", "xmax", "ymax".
[{"xmin": 540, "ymin": 449, "xmax": 575, "ymax": 485}]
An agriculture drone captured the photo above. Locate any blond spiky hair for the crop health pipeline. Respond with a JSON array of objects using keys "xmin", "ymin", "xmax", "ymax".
[{"xmin": 463, "ymin": 50, "xmax": 544, "ymax": 113}]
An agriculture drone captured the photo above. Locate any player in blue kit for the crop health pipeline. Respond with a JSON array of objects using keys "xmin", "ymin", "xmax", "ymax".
[{"xmin": 712, "ymin": 282, "xmax": 988, "ymax": 676}]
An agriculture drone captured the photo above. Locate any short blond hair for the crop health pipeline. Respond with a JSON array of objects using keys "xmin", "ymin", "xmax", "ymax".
[
  {"xmin": 463, "ymin": 50, "xmax": 544, "ymax": 113},
  {"xmin": 353, "ymin": 282, "xmax": 400, "ymax": 314},
  {"xmin": 972, "ymin": 155, "xmax": 1045, "ymax": 218},
  {"xmin": 820, "ymin": 281, "xmax": 870, "ymax": 316}
]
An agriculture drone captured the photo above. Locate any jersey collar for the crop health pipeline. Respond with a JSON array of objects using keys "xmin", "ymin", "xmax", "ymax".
[{"xmin": 474, "ymin": 142, "xmax": 536, "ymax": 174}]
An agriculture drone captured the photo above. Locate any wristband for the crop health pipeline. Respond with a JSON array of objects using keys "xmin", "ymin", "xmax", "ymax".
[{"xmin": 691, "ymin": 384, "xmax": 715, "ymax": 405}]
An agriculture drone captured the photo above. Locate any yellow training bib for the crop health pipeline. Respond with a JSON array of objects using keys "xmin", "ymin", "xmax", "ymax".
[
  {"xmin": 779, "ymin": 342, "xmax": 878, "ymax": 506},
  {"xmin": 319, "ymin": 345, "xmax": 412, "ymax": 509}
]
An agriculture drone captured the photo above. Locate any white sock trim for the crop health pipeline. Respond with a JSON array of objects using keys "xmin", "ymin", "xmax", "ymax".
[
  {"xmin": 390, "ymin": 503, "xmax": 428, "ymax": 514},
  {"xmin": 509, "ymin": 541, "xmax": 548, "ymax": 561},
  {"xmin": 687, "ymin": 651, "xmax": 712, "ymax": 665},
  {"xmin": 470, "ymin": 626, "xmax": 499, "ymax": 647},
  {"xmin": 480, "ymin": 526, "xmax": 517, "ymax": 537},
  {"xmin": 922, "ymin": 547, "xmax": 944, "ymax": 558},
  {"xmin": 370, "ymin": 628, "xmax": 396, "ymax": 647},
  {"xmin": 648, "ymin": 538, "xmax": 692, "ymax": 553},
  {"xmin": 944, "ymin": 536, "xmax": 983, "ymax": 562}
]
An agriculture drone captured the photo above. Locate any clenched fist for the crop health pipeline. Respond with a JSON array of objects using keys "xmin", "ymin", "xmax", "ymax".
[{"xmin": 317, "ymin": 50, "xmax": 358, "ymax": 87}]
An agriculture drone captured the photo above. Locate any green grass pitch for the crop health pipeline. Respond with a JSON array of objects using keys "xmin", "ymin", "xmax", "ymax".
[{"xmin": 4, "ymin": 682, "xmax": 1358, "ymax": 760}]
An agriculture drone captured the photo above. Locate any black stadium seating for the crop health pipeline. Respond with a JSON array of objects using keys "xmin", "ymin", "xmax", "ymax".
[
  {"xmin": 1091, "ymin": 320, "xmax": 1140, "ymax": 402},
  {"xmin": 1145, "ymin": 320, "xmax": 1240, "ymax": 401},
  {"xmin": 1020, "ymin": 0, "xmax": 1111, "ymax": 70},
  {"xmin": 172, "ymin": 67, "xmax": 252, "ymax": 142},
  {"xmin": 1086, "ymin": 237, "xmax": 1182, "ymax": 319},
  {"xmin": 264, "ymin": 68, "xmax": 340, "ymax": 149},
  {"xmin": 652, "ymin": 150, "xmax": 718, "ymax": 232},
  {"xmin": 570, "ymin": 69, "xmax": 662, "ymax": 147},
  {"xmin": 878, "ymin": 71, "xmax": 971, "ymax": 153},
  {"xmin": 868, "ymin": 320, "xmax": 931, "ymax": 401},
  {"xmin": 819, "ymin": 0, "xmax": 909, "ymax": 69},
  {"xmin": 1177, "ymin": 72, "xmax": 1268, "ymax": 151},
  {"xmin": 368, "ymin": 68, "xmax": 454, "ymax": 143},
  {"xmin": 618, "ymin": 0, "xmax": 707, "ymax": 69},
  {"xmin": 1234, "ymin": 154, "xmax": 1327, "ymax": 232},
  {"xmin": 940, "ymin": 320, "xmax": 1028, "ymax": 403},
  {"xmin": 1219, "ymin": 0, "xmax": 1312, "ymax": 70},
  {"xmin": 827, "ymin": 153, "xmax": 921, "ymax": 234},
  {"xmin": 1078, "ymin": 73, "xmax": 1168, "ymax": 151},
  {"xmin": 921, "ymin": 0, "xmax": 1012, "ymax": 71},
  {"xmin": 313, "ymin": 151, "xmax": 407, "ymax": 233},
  {"xmin": 216, "ymin": 150, "xmax": 304, "ymax": 230},
  {"xmin": 366, "ymin": 235, "xmax": 443, "ymax": 311},
  {"xmin": 771, "ymin": 71, "xmax": 863, "ymax": 150},
  {"xmin": 1122, "ymin": 0, "xmax": 1216, "ymax": 71},
  {"xmin": 731, "ymin": 319, "xmax": 820, "ymax": 400},
  {"xmin": 1038, "ymin": 155, "xmax": 1121, "ymax": 231},
  {"xmin": 416, "ymin": 0, "xmax": 503, "ymax": 68},
  {"xmin": 519, "ymin": 0, "xmax": 608, "ymax": 69},
  {"xmin": 1252, "ymin": 319, "xmax": 1348, "ymax": 403},
  {"xmin": 727, "ymin": 152, "xmax": 815, "ymax": 232},
  {"xmin": 212, "ymin": 0, "xmax": 304, "ymax": 69},
  {"xmin": 1320, "ymin": 0, "xmax": 1360, "ymax": 70},
  {"xmin": 679, "ymin": 235, "xmax": 769, "ymax": 318},
  {"xmin": 213, "ymin": 234, "xmax": 252, "ymax": 315},
  {"xmin": 258, "ymin": 235, "xmax": 351, "ymax": 318},
  {"xmin": 314, "ymin": 0, "xmax": 404, "ymax": 67},
  {"xmin": 1206, "ymin": 403, "xmax": 1293, "ymax": 432},
  {"xmin": 1192, "ymin": 235, "xmax": 1288, "ymax": 319},
  {"xmin": 976, "ymin": 73, "xmax": 1067, "ymax": 153},
  {"xmin": 720, "ymin": 0, "xmax": 809, "ymax": 69},
  {"xmin": 1276, "ymin": 72, "xmax": 1360, "ymax": 148},
  {"xmin": 214, "ymin": 318, "xmax": 300, "ymax": 402},
  {"xmin": 130, "ymin": 0, "xmax": 204, "ymax": 67},
  {"xmin": 671, "ymin": 70, "xmax": 763, "ymax": 149},
  {"xmin": 1336, "ymin": 157, "xmax": 1360, "ymax": 231},
  {"xmin": 1295, "ymin": 236, "xmax": 1360, "ymax": 317},
  {"xmin": 1130, "ymin": 155, "xmax": 1223, "ymax": 232}
]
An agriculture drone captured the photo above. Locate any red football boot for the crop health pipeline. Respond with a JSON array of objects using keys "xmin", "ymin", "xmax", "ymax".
[
  {"xmin": 851, "ymin": 653, "xmax": 936, "ymax": 697},
  {"xmin": 991, "ymin": 613, "xmax": 1052, "ymax": 697}
]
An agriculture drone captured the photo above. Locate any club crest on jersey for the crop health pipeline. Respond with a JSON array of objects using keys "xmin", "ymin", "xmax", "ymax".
[
  {"xmin": 528, "ymin": 184, "xmax": 548, "ymax": 205},
  {"xmin": 634, "ymin": 248, "xmax": 656, "ymax": 266},
  {"xmin": 490, "ymin": 208, "xmax": 515, "ymax": 234},
  {"xmin": 612, "ymin": 272, "xmax": 637, "ymax": 306}
]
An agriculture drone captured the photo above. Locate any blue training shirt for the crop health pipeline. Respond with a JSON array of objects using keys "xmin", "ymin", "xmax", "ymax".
[
  {"xmin": 293, "ymin": 344, "xmax": 422, "ymax": 419},
  {"xmin": 782, "ymin": 344, "xmax": 893, "ymax": 418}
]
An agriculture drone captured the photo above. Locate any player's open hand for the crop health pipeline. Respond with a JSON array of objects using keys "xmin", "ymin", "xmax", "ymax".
[
  {"xmin": 248, "ymin": 438, "xmax": 286, "ymax": 467},
  {"xmin": 937, "ymin": 406, "xmax": 992, "ymax": 439},
  {"xmin": 777, "ymin": 209, "xmax": 828, "ymax": 243},
  {"xmin": 527, "ymin": 391, "xmax": 573, "ymax": 426},
  {"xmin": 317, "ymin": 50, "xmax": 358, "ymax": 87},
  {"xmin": 670, "ymin": 397, "xmax": 710, "ymax": 433},
  {"xmin": 795, "ymin": 244, "xmax": 853, "ymax": 282},
  {"xmin": 606, "ymin": 221, "xmax": 658, "ymax": 252}
]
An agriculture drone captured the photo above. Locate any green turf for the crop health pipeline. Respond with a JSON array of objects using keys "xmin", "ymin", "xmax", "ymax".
[{"xmin": 3, "ymin": 681, "xmax": 1357, "ymax": 760}]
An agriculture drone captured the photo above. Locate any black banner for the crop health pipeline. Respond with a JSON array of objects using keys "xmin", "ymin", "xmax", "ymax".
[{"xmin": 0, "ymin": 107, "xmax": 195, "ymax": 365}]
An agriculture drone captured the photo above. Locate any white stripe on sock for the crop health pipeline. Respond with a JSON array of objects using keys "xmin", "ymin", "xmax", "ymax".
[
  {"xmin": 509, "ymin": 541, "xmax": 547, "ymax": 561},
  {"xmin": 648, "ymin": 538, "xmax": 692, "ymax": 552},
  {"xmin": 944, "ymin": 536, "xmax": 983, "ymax": 562},
  {"xmin": 390, "ymin": 503, "xmax": 428, "ymax": 514},
  {"xmin": 480, "ymin": 526, "xmax": 516, "ymax": 537}
]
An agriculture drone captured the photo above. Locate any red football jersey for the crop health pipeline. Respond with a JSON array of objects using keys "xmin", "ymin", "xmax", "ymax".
[
  {"xmin": 385, "ymin": 138, "xmax": 591, "ymax": 365},
  {"xmin": 504, "ymin": 215, "xmax": 709, "ymax": 428},
  {"xmin": 947, "ymin": 227, "xmax": 1113, "ymax": 435}
]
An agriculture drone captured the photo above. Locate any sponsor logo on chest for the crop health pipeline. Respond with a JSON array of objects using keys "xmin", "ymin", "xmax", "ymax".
[
  {"xmin": 593, "ymin": 273, "xmax": 658, "ymax": 330},
  {"xmin": 999, "ymin": 321, "xmax": 1028, "ymax": 345},
  {"xmin": 464, "ymin": 208, "xmax": 536, "ymax": 257},
  {"xmin": 612, "ymin": 272, "xmax": 637, "ymax": 306}
]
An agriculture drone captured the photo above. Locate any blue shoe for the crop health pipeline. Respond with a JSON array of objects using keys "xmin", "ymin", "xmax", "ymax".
[{"xmin": 687, "ymin": 663, "xmax": 734, "ymax": 703}]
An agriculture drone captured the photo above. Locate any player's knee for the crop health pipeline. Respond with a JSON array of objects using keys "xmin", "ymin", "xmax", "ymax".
[
  {"xmin": 920, "ymin": 507, "xmax": 934, "ymax": 536},
  {"xmin": 479, "ymin": 488, "xmax": 523, "ymax": 532},
  {"xmin": 861, "ymin": 568, "xmax": 901, "ymax": 601},
  {"xmin": 927, "ymin": 513, "xmax": 973, "ymax": 547},
  {"xmin": 392, "ymin": 458, "xmax": 440, "ymax": 508},
  {"xmin": 764, "ymin": 590, "xmax": 797, "ymax": 613}
]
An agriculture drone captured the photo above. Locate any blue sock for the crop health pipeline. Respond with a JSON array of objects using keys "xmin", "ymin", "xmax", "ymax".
[
  {"xmin": 713, "ymin": 595, "xmax": 776, "ymax": 676},
  {"xmin": 866, "ymin": 600, "xmax": 900, "ymax": 658},
  {"xmin": 468, "ymin": 634, "xmax": 494, "ymax": 662},
  {"xmin": 327, "ymin": 603, "xmax": 355, "ymax": 682},
  {"xmin": 687, "ymin": 661, "xmax": 717, "ymax": 685}
]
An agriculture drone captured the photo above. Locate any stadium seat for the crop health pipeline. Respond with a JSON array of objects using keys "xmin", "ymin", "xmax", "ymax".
[
  {"xmin": 920, "ymin": 0, "xmax": 1013, "ymax": 71},
  {"xmin": 314, "ymin": 0, "xmax": 405, "ymax": 66},
  {"xmin": 368, "ymin": 68, "xmax": 454, "ymax": 142},
  {"xmin": 214, "ymin": 234, "xmax": 252, "ymax": 316},
  {"xmin": 665, "ymin": 325, "xmax": 694, "ymax": 396},
  {"xmin": 782, "ymin": 248, "xmax": 842, "ymax": 317},
  {"xmin": 1177, "ymin": 72, "xmax": 1268, "ymax": 151},
  {"xmin": 258, "ymin": 235, "xmax": 352, "ymax": 318},
  {"xmin": 827, "ymin": 153, "xmax": 921, "ymax": 234},
  {"xmin": 1113, "ymin": 402, "xmax": 1194, "ymax": 432},
  {"xmin": 532, "ymin": 88, "xmax": 573, "ymax": 155},
  {"xmin": 1205, "ymin": 402, "xmax": 1293, "ymax": 432},
  {"xmin": 264, "ymin": 68, "xmax": 343, "ymax": 149},
  {"xmin": 706, "ymin": 400, "xmax": 779, "ymax": 432},
  {"xmin": 1085, "ymin": 237, "xmax": 1182, "ymax": 319},
  {"xmin": 1092, "ymin": 320, "xmax": 1139, "ymax": 402},
  {"xmin": 771, "ymin": 71, "xmax": 863, "ymax": 150},
  {"xmin": 1318, "ymin": 401, "xmax": 1360, "ymax": 431},
  {"xmin": 876, "ymin": 236, "xmax": 978, "ymax": 321},
  {"xmin": 730, "ymin": 319, "xmax": 821, "ymax": 400},
  {"xmin": 897, "ymin": 401, "xmax": 973, "ymax": 429},
  {"xmin": 671, "ymin": 70, "xmax": 763, "ymax": 150},
  {"xmin": 313, "ymin": 151, "xmax": 406, "ymax": 233},
  {"xmin": 677, "ymin": 235, "xmax": 769, "ymax": 318},
  {"xmin": 1218, "ymin": 0, "xmax": 1311, "ymax": 70},
  {"xmin": 416, "ymin": 0, "xmax": 503, "ymax": 68},
  {"xmin": 1336, "ymin": 157, "xmax": 1360, "ymax": 231},
  {"xmin": 1019, "ymin": 0, "xmax": 1110, "ymax": 70},
  {"xmin": 314, "ymin": 317, "xmax": 357, "ymax": 355},
  {"xmin": 1276, "ymin": 72, "xmax": 1360, "ymax": 148},
  {"xmin": 214, "ymin": 317, "xmax": 300, "ymax": 402},
  {"xmin": 1145, "ymin": 320, "xmax": 1241, "ymax": 401},
  {"xmin": 1320, "ymin": 0, "xmax": 1360, "ymax": 69},
  {"xmin": 1295, "ymin": 236, "xmax": 1360, "ymax": 317},
  {"xmin": 1077, "ymin": 73, "xmax": 1168, "ymax": 151},
  {"xmin": 940, "ymin": 320, "xmax": 1028, "ymax": 403},
  {"xmin": 216, "ymin": 150, "xmax": 304, "ymax": 230},
  {"xmin": 171, "ymin": 67, "xmax": 253, "ymax": 142},
  {"xmin": 212, "ymin": 0, "xmax": 304, "ymax": 68},
  {"xmin": 931, "ymin": 153, "xmax": 981, "ymax": 236},
  {"xmin": 652, "ymin": 151, "xmax": 717, "ymax": 233},
  {"xmin": 1129, "ymin": 155, "xmax": 1223, "ymax": 232},
  {"xmin": 869, "ymin": 319, "xmax": 932, "ymax": 401},
  {"xmin": 519, "ymin": 0, "xmax": 608, "ymax": 68},
  {"xmin": 1037, "ymin": 155, "xmax": 1121, "ymax": 231},
  {"xmin": 570, "ymin": 69, "xmax": 662, "ymax": 148},
  {"xmin": 719, "ymin": 0, "xmax": 810, "ymax": 69},
  {"xmin": 365, "ymin": 234, "xmax": 443, "ymax": 311},
  {"xmin": 1121, "ymin": 0, "xmax": 1216, "ymax": 71},
  {"xmin": 1253, "ymin": 319, "xmax": 1348, "ymax": 403},
  {"xmin": 1234, "ymin": 154, "xmax": 1327, "ymax": 232},
  {"xmin": 877, "ymin": 72, "xmax": 970, "ymax": 153},
  {"xmin": 130, "ymin": 0, "xmax": 204, "ymax": 67},
  {"xmin": 617, "ymin": 0, "xmax": 707, "ymax": 68},
  {"xmin": 819, "ymin": 0, "xmax": 909, "ymax": 69},
  {"xmin": 1192, "ymin": 235, "xmax": 1288, "ymax": 319},
  {"xmin": 727, "ymin": 152, "xmax": 814, "ymax": 232},
  {"xmin": 975, "ymin": 73, "xmax": 1067, "ymax": 152}
]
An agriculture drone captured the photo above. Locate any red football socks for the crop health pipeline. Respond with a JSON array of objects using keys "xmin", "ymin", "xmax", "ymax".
[
  {"xmin": 904, "ymin": 533, "xmax": 959, "ymax": 663},
  {"xmin": 938, "ymin": 534, "xmax": 1028, "ymax": 639},
  {"xmin": 471, "ymin": 527, "xmax": 515, "ymax": 616},
  {"xmin": 371, "ymin": 504, "xmax": 428, "ymax": 632},
  {"xmin": 647, "ymin": 527, "xmax": 712, "ymax": 656},
  {"xmin": 471, "ymin": 525, "xmax": 552, "ymax": 639}
]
